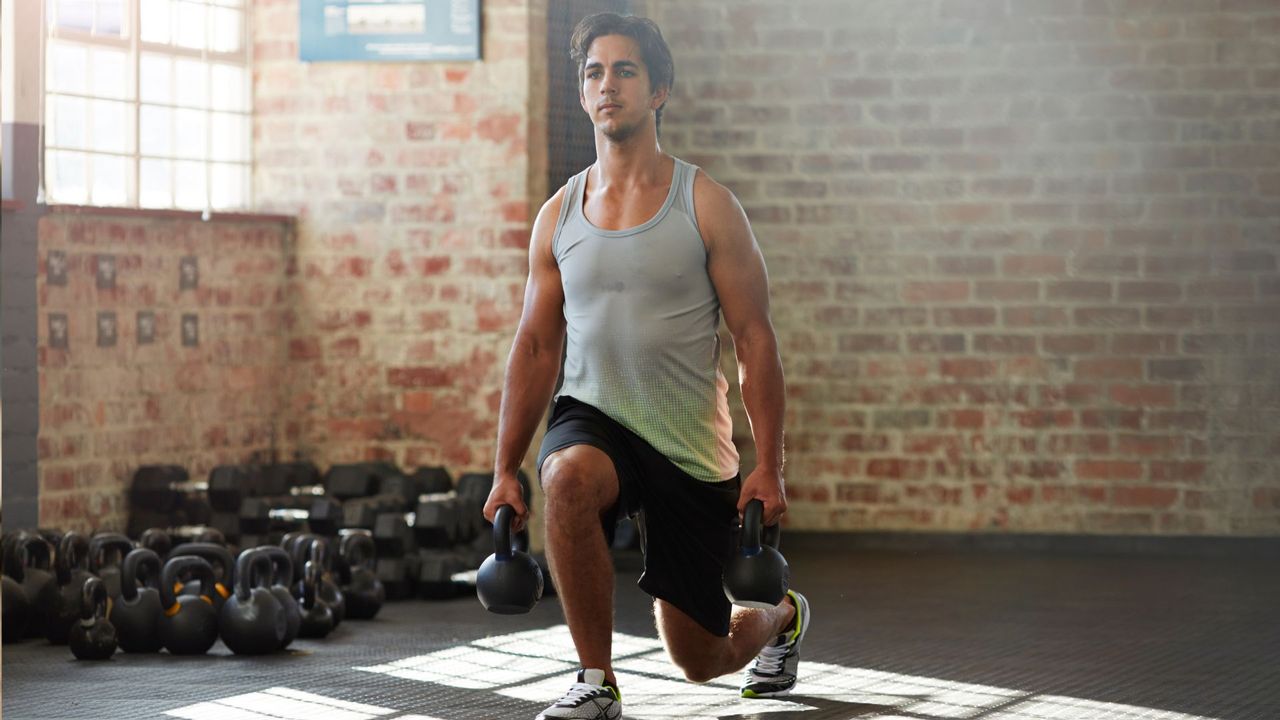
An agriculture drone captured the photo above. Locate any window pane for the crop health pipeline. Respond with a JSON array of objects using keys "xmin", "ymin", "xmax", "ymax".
[
  {"xmin": 175, "ymin": 59, "xmax": 208, "ymax": 108},
  {"xmin": 140, "ymin": 53, "xmax": 173, "ymax": 104},
  {"xmin": 210, "ymin": 64, "xmax": 248, "ymax": 112},
  {"xmin": 50, "ymin": 96, "xmax": 88, "ymax": 149},
  {"xmin": 55, "ymin": 0, "xmax": 93, "ymax": 31},
  {"xmin": 174, "ymin": 161, "xmax": 207, "ymax": 210},
  {"xmin": 140, "ymin": 105, "xmax": 174, "ymax": 156},
  {"xmin": 48, "ymin": 150, "xmax": 89, "ymax": 204},
  {"xmin": 174, "ymin": 109, "xmax": 207, "ymax": 159},
  {"xmin": 175, "ymin": 2, "xmax": 206, "ymax": 50},
  {"xmin": 49, "ymin": 42, "xmax": 89, "ymax": 95},
  {"xmin": 211, "ymin": 163, "xmax": 247, "ymax": 210},
  {"xmin": 141, "ymin": 0, "xmax": 171, "ymax": 44},
  {"xmin": 140, "ymin": 158, "xmax": 173, "ymax": 208},
  {"xmin": 91, "ymin": 154, "xmax": 128, "ymax": 206},
  {"xmin": 92, "ymin": 99, "xmax": 131, "ymax": 153},
  {"xmin": 210, "ymin": 7, "xmax": 242, "ymax": 53},
  {"xmin": 209, "ymin": 113, "xmax": 248, "ymax": 162},
  {"xmin": 90, "ymin": 48, "xmax": 129, "ymax": 100},
  {"xmin": 96, "ymin": 0, "xmax": 125, "ymax": 36}
]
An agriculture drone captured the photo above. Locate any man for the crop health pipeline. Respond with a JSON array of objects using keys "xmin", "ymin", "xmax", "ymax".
[{"xmin": 483, "ymin": 13, "xmax": 809, "ymax": 720}]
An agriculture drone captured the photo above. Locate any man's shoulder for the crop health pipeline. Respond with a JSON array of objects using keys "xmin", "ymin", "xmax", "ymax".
[{"xmin": 688, "ymin": 164, "xmax": 743, "ymax": 227}]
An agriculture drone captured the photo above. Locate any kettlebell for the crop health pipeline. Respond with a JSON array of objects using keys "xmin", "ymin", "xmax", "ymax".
[
  {"xmin": 723, "ymin": 499, "xmax": 790, "ymax": 609},
  {"xmin": 88, "ymin": 533, "xmax": 135, "ymax": 598},
  {"xmin": 290, "ymin": 535, "xmax": 345, "ymax": 626},
  {"xmin": 219, "ymin": 549, "xmax": 286, "ymax": 655},
  {"xmin": 477, "ymin": 505, "xmax": 544, "ymax": 614},
  {"xmin": 169, "ymin": 543, "xmax": 234, "ymax": 611},
  {"xmin": 111, "ymin": 548, "xmax": 164, "ymax": 653},
  {"xmin": 69, "ymin": 576, "xmax": 117, "ymax": 660},
  {"xmin": 15, "ymin": 533, "xmax": 60, "ymax": 638},
  {"xmin": 339, "ymin": 532, "xmax": 384, "ymax": 620},
  {"xmin": 253, "ymin": 546, "xmax": 300, "ymax": 649},
  {"xmin": 2, "ymin": 536, "xmax": 31, "ymax": 643},
  {"xmin": 158, "ymin": 556, "xmax": 220, "ymax": 655},
  {"xmin": 297, "ymin": 547, "xmax": 335, "ymax": 639},
  {"xmin": 48, "ymin": 532, "xmax": 96, "ymax": 644},
  {"xmin": 139, "ymin": 528, "xmax": 172, "ymax": 560}
]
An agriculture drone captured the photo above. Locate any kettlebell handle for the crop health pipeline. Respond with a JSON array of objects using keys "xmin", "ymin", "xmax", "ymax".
[
  {"xmin": 80, "ymin": 576, "xmax": 108, "ymax": 622},
  {"xmin": 493, "ymin": 505, "xmax": 517, "ymax": 560},
  {"xmin": 233, "ymin": 549, "xmax": 272, "ymax": 602},
  {"xmin": 742, "ymin": 499, "xmax": 765, "ymax": 555}
]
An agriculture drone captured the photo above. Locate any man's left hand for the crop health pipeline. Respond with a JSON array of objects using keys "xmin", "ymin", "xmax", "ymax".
[{"xmin": 737, "ymin": 467, "xmax": 786, "ymax": 527}]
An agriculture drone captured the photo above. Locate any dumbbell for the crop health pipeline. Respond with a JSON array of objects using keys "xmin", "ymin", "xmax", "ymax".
[
  {"xmin": 374, "ymin": 512, "xmax": 416, "ymax": 557},
  {"xmin": 376, "ymin": 554, "xmax": 421, "ymax": 601},
  {"xmin": 417, "ymin": 548, "xmax": 468, "ymax": 600},
  {"xmin": 413, "ymin": 493, "xmax": 463, "ymax": 547},
  {"xmin": 325, "ymin": 462, "xmax": 403, "ymax": 500},
  {"xmin": 344, "ymin": 494, "xmax": 409, "ymax": 530},
  {"xmin": 129, "ymin": 466, "xmax": 212, "ymax": 536},
  {"xmin": 410, "ymin": 466, "xmax": 454, "ymax": 495},
  {"xmin": 262, "ymin": 461, "xmax": 322, "ymax": 489},
  {"xmin": 239, "ymin": 494, "xmax": 343, "ymax": 537}
]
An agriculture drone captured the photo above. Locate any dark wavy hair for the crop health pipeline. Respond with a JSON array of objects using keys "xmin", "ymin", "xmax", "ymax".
[{"xmin": 570, "ymin": 13, "xmax": 675, "ymax": 134}]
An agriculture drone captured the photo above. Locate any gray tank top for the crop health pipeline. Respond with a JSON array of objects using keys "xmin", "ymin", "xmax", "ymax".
[{"xmin": 551, "ymin": 157, "xmax": 739, "ymax": 482}]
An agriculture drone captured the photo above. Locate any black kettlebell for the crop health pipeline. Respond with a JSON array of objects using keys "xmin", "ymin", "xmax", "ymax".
[
  {"xmin": 290, "ymin": 535, "xmax": 345, "ymax": 626},
  {"xmin": 14, "ymin": 533, "xmax": 60, "ymax": 638},
  {"xmin": 339, "ymin": 533, "xmax": 384, "ymax": 620},
  {"xmin": 297, "ymin": 547, "xmax": 335, "ymax": 639},
  {"xmin": 477, "ymin": 505, "xmax": 544, "ymax": 614},
  {"xmin": 219, "ymin": 549, "xmax": 286, "ymax": 655},
  {"xmin": 88, "ymin": 533, "xmax": 135, "ymax": 599},
  {"xmin": 159, "ymin": 556, "xmax": 220, "ymax": 655},
  {"xmin": 48, "ymin": 532, "xmax": 96, "ymax": 644},
  {"xmin": 723, "ymin": 499, "xmax": 789, "ymax": 609},
  {"xmin": 139, "ymin": 528, "xmax": 172, "ymax": 560},
  {"xmin": 2, "ymin": 535, "xmax": 31, "ymax": 643},
  {"xmin": 69, "ymin": 577, "xmax": 117, "ymax": 660},
  {"xmin": 111, "ymin": 548, "xmax": 164, "ymax": 653},
  {"xmin": 253, "ymin": 546, "xmax": 300, "ymax": 649},
  {"xmin": 169, "ymin": 543, "xmax": 234, "ymax": 611}
]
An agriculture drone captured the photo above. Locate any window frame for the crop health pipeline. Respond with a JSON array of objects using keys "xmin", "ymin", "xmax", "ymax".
[{"xmin": 43, "ymin": 0, "xmax": 253, "ymax": 211}]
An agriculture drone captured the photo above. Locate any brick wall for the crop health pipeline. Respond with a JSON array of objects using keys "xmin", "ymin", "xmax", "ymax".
[
  {"xmin": 641, "ymin": 0, "xmax": 1280, "ymax": 534},
  {"xmin": 252, "ymin": 0, "xmax": 545, "ymax": 474},
  {"xmin": 36, "ymin": 213, "xmax": 293, "ymax": 532}
]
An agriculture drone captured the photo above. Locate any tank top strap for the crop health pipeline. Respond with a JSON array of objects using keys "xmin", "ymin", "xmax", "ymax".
[
  {"xmin": 674, "ymin": 158, "xmax": 701, "ymax": 233},
  {"xmin": 551, "ymin": 167, "xmax": 589, "ymax": 258}
]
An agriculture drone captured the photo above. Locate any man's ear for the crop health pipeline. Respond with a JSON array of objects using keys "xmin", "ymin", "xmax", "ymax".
[{"xmin": 650, "ymin": 84, "xmax": 670, "ymax": 111}]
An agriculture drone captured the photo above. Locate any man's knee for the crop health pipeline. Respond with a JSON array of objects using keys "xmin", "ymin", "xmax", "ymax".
[
  {"xmin": 672, "ymin": 654, "xmax": 722, "ymax": 684},
  {"xmin": 541, "ymin": 446, "xmax": 618, "ymax": 514}
]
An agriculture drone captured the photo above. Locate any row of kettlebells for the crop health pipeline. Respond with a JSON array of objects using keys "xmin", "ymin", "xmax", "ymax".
[{"xmin": 3, "ymin": 528, "xmax": 386, "ymax": 659}]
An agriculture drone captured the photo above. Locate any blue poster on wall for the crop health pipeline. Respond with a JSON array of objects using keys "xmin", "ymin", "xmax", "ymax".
[{"xmin": 300, "ymin": 0, "xmax": 481, "ymax": 62}]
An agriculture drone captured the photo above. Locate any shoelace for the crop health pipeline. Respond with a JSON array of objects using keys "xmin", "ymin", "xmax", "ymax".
[
  {"xmin": 748, "ymin": 638, "xmax": 790, "ymax": 678},
  {"xmin": 558, "ymin": 681, "xmax": 609, "ymax": 706}
]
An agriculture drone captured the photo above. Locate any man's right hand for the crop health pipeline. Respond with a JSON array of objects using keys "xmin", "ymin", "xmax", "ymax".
[{"xmin": 483, "ymin": 472, "xmax": 530, "ymax": 533}]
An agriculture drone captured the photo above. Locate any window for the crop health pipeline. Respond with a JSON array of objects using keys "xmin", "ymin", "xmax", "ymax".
[{"xmin": 44, "ymin": 0, "xmax": 251, "ymax": 211}]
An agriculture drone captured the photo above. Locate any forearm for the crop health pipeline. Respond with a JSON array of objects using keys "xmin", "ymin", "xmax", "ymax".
[
  {"xmin": 493, "ymin": 334, "xmax": 563, "ymax": 477},
  {"xmin": 736, "ymin": 328, "xmax": 786, "ymax": 475}
]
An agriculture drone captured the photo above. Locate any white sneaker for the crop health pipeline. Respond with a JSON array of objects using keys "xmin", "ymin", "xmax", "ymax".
[
  {"xmin": 535, "ymin": 668, "xmax": 622, "ymax": 719},
  {"xmin": 742, "ymin": 590, "xmax": 810, "ymax": 698}
]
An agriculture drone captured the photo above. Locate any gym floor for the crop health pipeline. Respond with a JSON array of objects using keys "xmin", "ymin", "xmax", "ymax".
[{"xmin": 4, "ymin": 538, "xmax": 1278, "ymax": 720}]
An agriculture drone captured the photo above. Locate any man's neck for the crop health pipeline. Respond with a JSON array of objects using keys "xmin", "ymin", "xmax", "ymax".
[{"xmin": 593, "ymin": 130, "xmax": 666, "ymax": 189}]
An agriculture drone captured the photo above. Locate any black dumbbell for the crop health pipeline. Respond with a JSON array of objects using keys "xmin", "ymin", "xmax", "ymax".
[
  {"xmin": 343, "ymin": 494, "xmax": 408, "ymax": 530},
  {"xmin": 417, "ymin": 548, "xmax": 467, "ymax": 600},
  {"xmin": 207, "ymin": 465, "xmax": 272, "ymax": 513},
  {"xmin": 240, "ymin": 495, "xmax": 343, "ymax": 536},
  {"xmin": 411, "ymin": 466, "xmax": 454, "ymax": 495},
  {"xmin": 413, "ymin": 494, "xmax": 462, "ymax": 547},
  {"xmin": 129, "ymin": 465, "xmax": 195, "ymax": 513},
  {"xmin": 374, "ymin": 512, "xmax": 416, "ymax": 557},
  {"xmin": 375, "ymin": 554, "xmax": 420, "ymax": 601},
  {"xmin": 325, "ymin": 463, "xmax": 384, "ymax": 499}
]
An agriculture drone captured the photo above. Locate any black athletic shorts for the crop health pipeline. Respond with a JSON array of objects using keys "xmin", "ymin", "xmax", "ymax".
[{"xmin": 536, "ymin": 395, "xmax": 741, "ymax": 637}]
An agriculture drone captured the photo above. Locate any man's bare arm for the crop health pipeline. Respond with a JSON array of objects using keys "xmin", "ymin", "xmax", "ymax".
[
  {"xmin": 486, "ymin": 187, "xmax": 569, "ymax": 529},
  {"xmin": 696, "ymin": 171, "xmax": 788, "ymax": 526}
]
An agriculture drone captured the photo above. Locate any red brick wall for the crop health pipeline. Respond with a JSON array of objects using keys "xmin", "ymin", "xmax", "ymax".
[
  {"xmin": 641, "ymin": 0, "xmax": 1280, "ymax": 534},
  {"xmin": 37, "ymin": 213, "xmax": 293, "ymax": 532},
  {"xmin": 252, "ymin": 0, "xmax": 544, "ymax": 473}
]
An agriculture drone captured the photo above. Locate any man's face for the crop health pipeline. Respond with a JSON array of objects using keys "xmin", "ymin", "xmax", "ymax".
[{"xmin": 579, "ymin": 34, "xmax": 667, "ymax": 142}]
